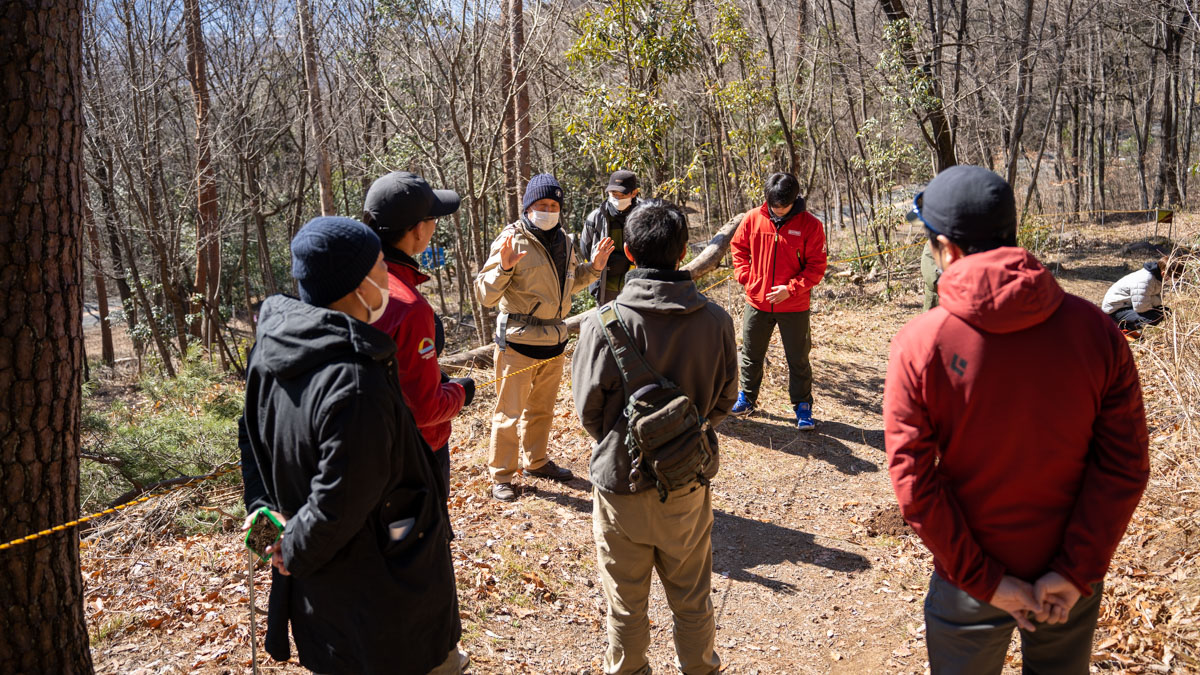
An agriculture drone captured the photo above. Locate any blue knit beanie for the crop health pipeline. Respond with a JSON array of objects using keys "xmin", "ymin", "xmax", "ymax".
[
  {"xmin": 290, "ymin": 216, "xmax": 381, "ymax": 307},
  {"xmin": 522, "ymin": 174, "xmax": 564, "ymax": 212}
]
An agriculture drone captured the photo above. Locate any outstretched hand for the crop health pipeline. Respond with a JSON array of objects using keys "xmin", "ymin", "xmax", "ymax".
[
  {"xmin": 591, "ymin": 237, "xmax": 616, "ymax": 271},
  {"xmin": 988, "ymin": 575, "xmax": 1041, "ymax": 632},
  {"xmin": 500, "ymin": 233, "xmax": 527, "ymax": 271}
]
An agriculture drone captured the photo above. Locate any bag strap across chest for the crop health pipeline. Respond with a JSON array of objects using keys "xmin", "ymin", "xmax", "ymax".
[{"xmin": 595, "ymin": 303, "xmax": 660, "ymax": 396}]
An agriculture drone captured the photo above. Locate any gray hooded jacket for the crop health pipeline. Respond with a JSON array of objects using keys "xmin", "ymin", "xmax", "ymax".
[{"xmin": 572, "ymin": 269, "xmax": 738, "ymax": 494}]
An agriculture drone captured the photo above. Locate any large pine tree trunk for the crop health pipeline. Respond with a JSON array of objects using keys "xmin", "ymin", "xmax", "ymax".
[{"xmin": 0, "ymin": 2, "xmax": 95, "ymax": 671}]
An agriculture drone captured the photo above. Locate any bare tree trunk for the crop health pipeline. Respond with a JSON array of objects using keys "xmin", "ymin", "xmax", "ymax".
[
  {"xmin": 90, "ymin": 155, "xmax": 138, "ymax": 339},
  {"xmin": 878, "ymin": 0, "xmax": 958, "ymax": 171},
  {"xmin": 754, "ymin": 0, "xmax": 799, "ymax": 173},
  {"xmin": 510, "ymin": 0, "xmax": 531, "ymax": 190},
  {"xmin": 1154, "ymin": 9, "xmax": 1183, "ymax": 207},
  {"xmin": 1004, "ymin": 0, "xmax": 1038, "ymax": 186},
  {"xmin": 298, "ymin": 0, "xmax": 335, "ymax": 215},
  {"xmin": 0, "ymin": 1, "xmax": 95, "ymax": 669},
  {"xmin": 184, "ymin": 0, "xmax": 221, "ymax": 352},
  {"xmin": 499, "ymin": 0, "xmax": 519, "ymax": 223},
  {"xmin": 1129, "ymin": 39, "xmax": 1159, "ymax": 210},
  {"xmin": 84, "ymin": 196, "xmax": 115, "ymax": 366},
  {"xmin": 242, "ymin": 151, "xmax": 278, "ymax": 296}
]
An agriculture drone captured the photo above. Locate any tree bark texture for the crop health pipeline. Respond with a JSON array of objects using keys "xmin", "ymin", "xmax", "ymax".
[
  {"xmin": 509, "ymin": 0, "xmax": 531, "ymax": 191},
  {"xmin": 0, "ymin": 1, "xmax": 95, "ymax": 671}
]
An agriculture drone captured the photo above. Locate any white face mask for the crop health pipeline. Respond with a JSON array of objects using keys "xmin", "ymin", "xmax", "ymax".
[
  {"xmin": 356, "ymin": 276, "xmax": 389, "ymax": 324},
  {"xmin": 527, "ymin": 210, "xmax": 560, "ymax": 230},
  {"xmin": 608, "ymin": 194, "xmax": 633, "ymax": 212}
]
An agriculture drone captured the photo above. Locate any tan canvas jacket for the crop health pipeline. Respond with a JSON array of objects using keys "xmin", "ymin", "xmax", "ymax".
[{"xmin": 475, "ymin": 219, "xmax": 599, "ymax": 347}]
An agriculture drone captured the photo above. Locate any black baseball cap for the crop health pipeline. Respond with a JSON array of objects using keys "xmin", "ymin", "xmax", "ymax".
[
  {"xmin": 606, "ymin": 170, "xmax": 639, "ymax": 195},
  {"xmin": 911, "ymin": 166, "xmax": 1016, "ymax": 245},
  {"xmin": 363, "ymin": 171, "xmax": 461, "ymax": 237}
]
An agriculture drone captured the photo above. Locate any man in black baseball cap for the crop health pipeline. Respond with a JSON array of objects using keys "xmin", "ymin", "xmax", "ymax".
[
  {"xmin": 885, "ymin": 165, "xmax": 1148, "ymax": 674},
  {"xmin": 362, "ymin": 171, "xmax": 475, "ymax": 502},
  {"xmin": 582, "ymin": 169, "xmax": 642, "ymax": 304},
  {"xmin": 909, "ymin": 164, "xmax": 1018, "ymax": 254},
  {"xmin": 363, "ymin": 170, "xmax": 461, "ymax": 237}
]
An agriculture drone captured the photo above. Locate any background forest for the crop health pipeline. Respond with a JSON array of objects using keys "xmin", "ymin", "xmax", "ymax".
[
  {"xmin": 81, "ymin": 0, "xmax": 1200, "ymax": 375},
  {"xmin": 3, "ymin": 1, "xmax": 1194, "ymax": 671}
]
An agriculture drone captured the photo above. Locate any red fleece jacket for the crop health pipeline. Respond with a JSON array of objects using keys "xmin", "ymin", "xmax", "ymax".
[
  {"xmin": 731, "ymin": 203, "xmax": 827, "ymax": 312},
  {"xmin": 883, "ymin": 247, "xmax": 1149, "ymax": 602},
  {"xmin": 374, "ymin": 254, "xmax": 465, "ymax": 450}
]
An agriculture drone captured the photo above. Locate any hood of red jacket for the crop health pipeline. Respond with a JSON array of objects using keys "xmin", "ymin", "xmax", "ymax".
[{"xmin": 937, "ymin": 247, "xmax": 1064, "ymax": 334}]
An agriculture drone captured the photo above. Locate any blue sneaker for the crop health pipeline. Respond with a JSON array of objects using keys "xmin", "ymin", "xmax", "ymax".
[
  {"xmin": 730, "ymin": 392, "xmax": 756, "ymax": 416},
  {"xmin": 795, "ymin": 403, "xmax": 816, "ymax": 431}
]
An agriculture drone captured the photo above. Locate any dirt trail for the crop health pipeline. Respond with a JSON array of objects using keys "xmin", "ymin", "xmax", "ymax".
[
  {"xmin": 83, "ymin": 217, "xmax": 1198, "ymax": 674},
  {"xmin": 443, "ymin": 278, "xmax": 930, "ymax": 674}
]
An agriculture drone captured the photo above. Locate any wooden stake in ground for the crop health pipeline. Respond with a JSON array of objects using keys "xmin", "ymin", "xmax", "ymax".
[{"xmin": 248, "ymin": 551, "xmax": 259, "ymax": 675}]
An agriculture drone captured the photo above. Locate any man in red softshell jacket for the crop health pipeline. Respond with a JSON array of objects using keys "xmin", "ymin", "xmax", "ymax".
[
  {"xmin": 363, "ymin": 171, "xmax": 476, "ymax": 494},
  {"xmin": 884, "ymin": 166, "xmax": 1149, "ymax": 675},
  {"xmin": 729, "ymin": 172, "xmax": 827, "ymax": 429}
]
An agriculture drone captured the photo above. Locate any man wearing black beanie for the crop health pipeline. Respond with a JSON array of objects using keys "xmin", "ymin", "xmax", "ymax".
[
  {"xmin": 239, "ymin": 217, "xmax": 464, "ymax": 674},
  {"xmin": 475, "ymin": 174, "xmax": 615, "ymax": 501}
]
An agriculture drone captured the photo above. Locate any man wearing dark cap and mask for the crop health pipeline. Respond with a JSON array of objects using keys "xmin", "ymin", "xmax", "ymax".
[
  {"xmin": 239, "ymin": 216, "xmax": 463, "ymax": 674},
  {"xmin": 475, "ymin": 174, "xmax": 615, "ymax": 501},
  {"xmin": 884, "ymin": 166, "xmax": 1149, "ymax": 674},
  {"xmin": 581, "ymin": 170, "xmax": 641, "ymax": 305},
  {"xmin": 362, "ymin": 171, "xmax": 475, "ymax": 493}
]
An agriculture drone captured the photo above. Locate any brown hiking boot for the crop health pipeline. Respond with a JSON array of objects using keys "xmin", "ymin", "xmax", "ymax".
[
  {"xmin": 492, "ymin": 483, "xmax": 517, "ymax": 502},
  {"xmin": 526, "ymin": 460, "xmax": 574, "ymax": 483}
]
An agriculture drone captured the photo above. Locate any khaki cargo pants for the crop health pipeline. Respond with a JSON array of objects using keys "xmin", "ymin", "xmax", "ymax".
[
  {"xmin": 593, "ymin": 484, "xmax": 720, "ymax": 675},
  {"xmin": 488, "ymin": 346, "xmax": 563, "ymax": 484}
]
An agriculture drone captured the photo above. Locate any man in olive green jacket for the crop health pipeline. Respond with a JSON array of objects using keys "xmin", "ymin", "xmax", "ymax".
[{"xmin": 475, "ymin": 174, "xmax": 614, "ymax": 501}]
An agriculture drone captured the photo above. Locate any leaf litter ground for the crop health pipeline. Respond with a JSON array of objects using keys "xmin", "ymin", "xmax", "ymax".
[{"xmin": 83, "ymin": 217, "xmax": 1200, "ymax": 673}]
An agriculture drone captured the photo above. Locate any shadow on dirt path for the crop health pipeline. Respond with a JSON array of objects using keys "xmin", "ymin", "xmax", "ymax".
[
  {"xmin": 721, "ymin": 415, "xmax": 881, "ymax": 475},
  {"xmin": 712, "ymin": 511, "xmax": 871, "ymax": 593}
]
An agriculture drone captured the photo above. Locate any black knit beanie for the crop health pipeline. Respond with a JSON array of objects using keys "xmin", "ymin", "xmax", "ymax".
[{"xmin": 290, "ymin": 217, "xmax": 381, "ymax": 307}]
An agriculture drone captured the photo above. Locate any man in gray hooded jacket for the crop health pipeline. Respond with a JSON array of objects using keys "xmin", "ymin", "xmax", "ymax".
[{"xmin": 572, "ymin": 199, "xmax": 738, "ymax": 675}]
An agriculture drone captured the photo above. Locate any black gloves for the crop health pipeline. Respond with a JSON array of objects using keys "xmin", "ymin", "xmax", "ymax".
[{"xmin": 450, "ymin": 377, "xmax": 475, "ymax": 406}]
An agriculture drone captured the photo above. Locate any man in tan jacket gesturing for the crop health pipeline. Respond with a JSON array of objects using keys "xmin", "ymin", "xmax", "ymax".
[{"xmin": 476, "ymin": 174, "xmax": 614, "ymax": 501}]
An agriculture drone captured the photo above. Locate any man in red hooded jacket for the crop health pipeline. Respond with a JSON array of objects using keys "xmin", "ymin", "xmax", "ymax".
[
  {"xmin": 729, "ymin": 172, "xmax": 827, "ymax": 429},
  {"xmin": 884, "ymin": 165, "xmax": 1149, "ymax": 674},
  {"xmin": 363, "ymin": 172, "xmax": 476, "ymax": 494}
]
